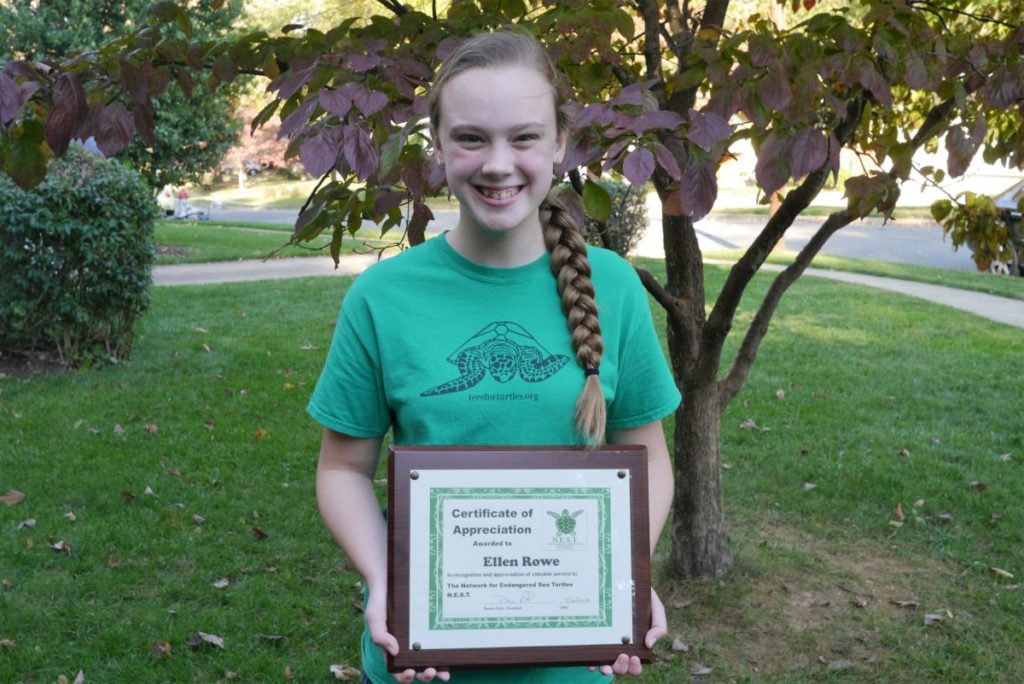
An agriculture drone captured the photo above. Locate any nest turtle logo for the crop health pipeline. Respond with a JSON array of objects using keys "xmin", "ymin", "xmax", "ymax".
[
  {"xmin": 421, "ymin": 321, "xmax": 569, "ymax": 396},
  {"xmin": 547, "ymin": 508, "xmax": 584, "ymax": 548}
]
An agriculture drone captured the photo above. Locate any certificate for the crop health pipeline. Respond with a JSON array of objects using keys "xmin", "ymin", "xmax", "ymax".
[{"xmin": 387, "ymin": 446, "xmax": 652, "ymax": 671}]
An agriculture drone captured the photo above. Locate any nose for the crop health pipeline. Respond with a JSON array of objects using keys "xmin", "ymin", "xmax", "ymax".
[{"xmin": 481, "ymin": 142, "xmax": 514, "ymax": 176}]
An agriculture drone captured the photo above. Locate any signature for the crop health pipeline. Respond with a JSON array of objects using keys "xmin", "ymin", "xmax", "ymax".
[
  {"xmin": 561, "ymin": 595, "xmax": 591, "ymax": 604},
  {"xmin": 487, "ymin": 591, "xmax": 537, "ymax": 605}
]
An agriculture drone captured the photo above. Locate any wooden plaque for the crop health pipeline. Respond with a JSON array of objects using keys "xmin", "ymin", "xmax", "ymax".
[{"xmin": 387, "ymin": 445, "xmax": 652, "ymax": 672}]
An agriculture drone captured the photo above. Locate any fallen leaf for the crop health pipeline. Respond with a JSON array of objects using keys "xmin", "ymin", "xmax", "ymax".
[
  {"xmin": 107, "ymin": 554, "xmax": 121, "ymax": 568},
  {"xmin": 186, "ymin": 632, "xmax": 224, "ymax": 648},
  {"xmin": 991, "ymin": 511, "xmax": 1003, "ymax": 523},
  {"xmin": 202, "ymin": 344, "xmax": 212, "ymax": 353},
  {"xmin": 827, "ymin": 659, "xmax": 856, "ymax": 672},
  {"xmin": 898, "ymin": 448, "xmax": 911, "ymax": 457},
  {"xmin": 193, "ymin": 514, "xmax": 206, "ymax": 525},
  {"xmin": 1, "ymin": 579, "xmax": 11, "ymax": 589},
  {"xmin": 1, "ymin": 490, "xmax": 25, "ymax": 506},
  {"xmin": 145, "ymin": 423, "xmax": 159, "ymax": 434},
  {"xmin": 258, "ymin": 634, "xmax": 285, "ymax": 642},
  {"xmin": 989, "ymin": 567, "xmax": 1014, "ymax": 579},
  {"xmin": 691, "ymin": 664, "xmax": 713, "ymax": 676},
  {"xmin": 17, "ymin": 518, "xmax": 36, "ymax": 530},
  {"xmin": 194, "ymin": 327, "xmax": 208, "ymax": 334},
  {"xmin": 284, "ymin": 666, "xmax": 295, "ymax": 679},
  {"xmin": 51, "ymin": 540, "xmax": 71, "ymax": 554},
  {"xmin": 671, "ymin": 598, "xmax": 693, "ymax": 609},
  {"xmin": 65, "ymin": 511, "xmax": 77, "ymax": 522},
  {"xmin": 254, "ymin": 428, "xmax": 268, "ymax": 443},
  {"xmin": 168, "ymin": 468, "xmax": 181, "ymax": 477},
  {"xmin": 213, "ymin": 578, "xmax": 230, "ymax": 589},
  {"xmin": 913, "ymin": 499, "xmax": 924, "ymax": 507},
  {"xmin": 802, "ymin": 482, "xmax": 817, "ymax": 491},
  {"xmin": 25, "ymin": 538, "xmax": 34, "ymax": 549},
  {"xmin": 329, "ymin": 664, "xmax": 361, "ymax": 680},
  {"xmin": 204, "ymin": 420, "xmax": 215, "ymax": 431},
  {"xmin": 144, "ymin": 486, "xmax": 155, "ymax": 496},
  {"xmin": 890, "ymin": 598, "xmax": 919, "ymax": 608},
  {"xmin": 924, "ymin": 613, "xmax": 945, "ymax": 626},
  {"xmin": 671, "ymin": 637, "xmax": 690, "ymax": 652},
  {"xmin": 251, "ymin": 526, "xmax": 268, "ymax": 540},
  {"xmin": 88, "ymin": 428, "xmax": 100, "ymax": 435},
  {"xmin": 970, "ymin": 481, "xmax": 989, "ymax": 491},
  {"xmin": 937, "ymin": 512, "xmax": 953, "ymax": 524},
  {"xmin": 851, "ymin": 596, "xmax": 868, "ymax": 608},
  {"xmin": 0, "ymin": 639, "xmax": 15, "ymax": 648},
  {"xmin": 895, "ymin": 502, "xmax": 905, "ymax": 521},
  {"xmin": 999, "ymin": 453, "xmax": 1012, "ymax": 462},
  {"xmin": 114, "ymin": 423, "xmax": 125, "ymax": 435},
  {"xmin": 775, "ymin": 388, "xmax": 785, "ymax": 400},
  {"xmin": 121, "ymin": 490, "xmax": 135, "ymax": 502},
  {"xmin": 152, "ymin": 640, "xmax": 172, "ymax": 658},
  {"xmin": 740, "ymin": 418, "xmax": 758, "ymax": 430},
  {"xmin": 721, "ymin": 462, "xmax": 733, "ymax": 469},
  {"xmin": 300, "ymin": 343, "xmax": 319, "ymax": 351},
  {"xmin": 73, "ymin": 671, "xmax": 84, "ymax": 684}
]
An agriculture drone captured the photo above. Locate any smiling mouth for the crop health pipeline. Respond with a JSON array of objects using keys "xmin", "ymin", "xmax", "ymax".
[{"xmin": 475, "ymin": 186, "xmax": 523, "ymax": 201}]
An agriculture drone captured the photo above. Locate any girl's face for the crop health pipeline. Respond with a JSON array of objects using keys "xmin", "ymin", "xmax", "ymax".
[{"xmin": 435, "ymin": 65, "xmax": 566, "ymax": 245}]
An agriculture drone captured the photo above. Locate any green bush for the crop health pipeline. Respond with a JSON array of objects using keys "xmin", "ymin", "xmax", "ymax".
[
  {"xmin": 0, "ymin": 146, "xmax": 156, "ymax": 365},
  {"xmin": 582, "ymin": 178, "xmax": 649, "ymax": 257}
]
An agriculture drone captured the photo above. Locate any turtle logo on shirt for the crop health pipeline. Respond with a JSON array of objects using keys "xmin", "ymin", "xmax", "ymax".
[{"xmin": 420, "ymin": 321, "xmax": 569, "ymax": 396}]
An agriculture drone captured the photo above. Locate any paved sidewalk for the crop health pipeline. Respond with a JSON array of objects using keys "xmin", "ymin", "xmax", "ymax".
[{"xmin": 153, "ymin": 254, "xmax": 1024, "ymax": 329}]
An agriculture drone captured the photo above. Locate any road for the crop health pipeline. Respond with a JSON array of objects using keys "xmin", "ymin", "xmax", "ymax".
[{"xmin": 208, "ymin": 205, "xmax": 977, "ymax": 271}]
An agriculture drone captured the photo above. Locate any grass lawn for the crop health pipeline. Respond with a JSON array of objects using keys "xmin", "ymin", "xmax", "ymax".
[
  {"xmin": 2, "ymin": 265, "xmax": 1022, "ymax": 682},
  {"xmin": 154, "ymin": 220, "xmax": 400, "ymax": 265}
]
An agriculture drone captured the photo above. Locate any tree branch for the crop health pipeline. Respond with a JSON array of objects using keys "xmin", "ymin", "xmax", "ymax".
[
  {"xmin": 909, "ymin": 0, "xmax": 1019, "ymax": 30},
  {"xmin": 375, "ymin": 0, "xmax": 407, "ymax": 17},
  {"xmin": 716, "ymin": 208, "xmax": 854, "ymax": 408},
  {"xmin": 636, "ymin": 0, "xmax": 664, "ymax": 93},
  {"xmin": 636, "ymin": 266, "xmax": 683, "ymax": 329}
]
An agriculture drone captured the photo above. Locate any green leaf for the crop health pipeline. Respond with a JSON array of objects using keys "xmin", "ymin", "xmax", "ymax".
[
  {"xmin": 930, "ymin": 199, "xmax": 953, "ymax": 222},
  {"xmin": 174, "ymin": 6, "xmax": 193, "ymax": 39},
  {"xmin": 582, "ymin": 179, "xmax": 612, "ymax": 223},
  {"xmin": 330, "ymin": 225, "xmax": 344, "ymax": 266},
  {"xmin": 7, "ymin": 136, "xmax": 48, "ymax": 190},
  {"xmin": 150, "ymin": 1, "xmax": 178, "ymax": 23}
]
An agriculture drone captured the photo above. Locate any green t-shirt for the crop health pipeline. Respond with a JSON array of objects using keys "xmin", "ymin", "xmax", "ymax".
[{"xmin": 308, "ymin": 234, "xmax": 680, "ymax": 683}]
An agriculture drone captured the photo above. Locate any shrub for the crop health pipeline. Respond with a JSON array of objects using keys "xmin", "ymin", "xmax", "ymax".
[
  {"xmin": 0, "ymin": 146, "xmax": 156, "ymax": 365},
  {"xmin": 581, "ymin": 178, "xmax": 649, "ymax": 257}
]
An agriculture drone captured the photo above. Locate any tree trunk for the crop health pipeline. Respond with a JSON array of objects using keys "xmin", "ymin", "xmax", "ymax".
[{"xmin": 670, "ymin": 372, "xmax": 734, "ymax": 577}]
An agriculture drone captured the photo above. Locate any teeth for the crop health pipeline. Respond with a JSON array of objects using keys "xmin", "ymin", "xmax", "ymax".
[{"xmin": 478, "ymin": 186, "xmax": 519, "ymax": 200}]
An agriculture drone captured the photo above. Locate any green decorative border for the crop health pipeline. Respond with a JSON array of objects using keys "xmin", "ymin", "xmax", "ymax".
[{"xmin": 427, "ymin": 488, "xmax": 612, "ymax": 631}]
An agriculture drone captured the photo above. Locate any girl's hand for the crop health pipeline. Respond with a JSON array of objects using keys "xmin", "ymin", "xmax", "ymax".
[
  {"xmin": 365, "ymin": 587, "xmax": 451, "ymax": 682},
  {"xmin": 590, "ymin": 588, "xmax": 667, "ymax": 677}
]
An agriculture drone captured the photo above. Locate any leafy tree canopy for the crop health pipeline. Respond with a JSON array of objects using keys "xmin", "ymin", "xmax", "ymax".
[
  {"xmin": 2, "ymin": 0, "xmax": 1022, "ymax": 576},
  {"xmin": 0, "ymin": 0, "xmax": 245, "ymax": 188}
]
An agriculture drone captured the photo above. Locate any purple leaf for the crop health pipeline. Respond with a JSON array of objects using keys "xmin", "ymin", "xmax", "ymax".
[
  {"xmin": 346, "ymin": 54, "xmax": 381, "ymax": 72},
  {"xmin": 622, "ymin": 147, "xmax": 656, "ymax": 186},
  {"xmin": 828, "ymin": 133, "xmax": 841, "ymax": 183},
  {"xmin": 94, "ymin": 102, "xmax": 135, "ymax": 157},
  {"xmin": 748, "ymin": 34, "xmax": 778, "ymax": 69},
  {"xmin": 374, "ymin": 190, "xmax": 407, "ymax": 215},
  {"xmin": 754, "ymin": 132, "xmax": 790, "ymax": 197},
  {"xmin": 787, "ymin": 126, "xmax": 828, "ymax": 179},
  {"xmin": 343, "ymin": 125, "xmax": 379, "ymax": 180},
  {"xmin": 0, "ymin": 73, "xmax": 38, "ymax": 126},
  {"xmin": 756, "ymin": 67, "xmax": 792, "ymax": 111},
  {"xmin": 174, "ymin": 69, "xmax": 194, "ymax": 99},
  {"xmin": 945, "ymin": 126, "xmax": 975, "ymax": 177},
  {"xmin": 903, "ymin": 55, "xmax": 930, "ymax": 90},
  {"xmin": 133, "ymin": 99, "xmax": 156, "ymax": 147},
  {"xmin": 45, "ymin": 74, "xmax": 86, "ymax": 156},
  {"xmin": 319, "ymin": 89, "xmax": 352, "ymax": 117},
  {"xmin": 686, "ymin": 109, "xmax": 732, "ymax": 151},
  {"xmin": 353, "ymin": 88, "xmax": 388, "ymax": 117},
  {"xmin": 677, "ymin": 156, "xmax": 718, "ymax": 221},
  {"xmin": 630, "ymin": 109, "xmax": 684, "ymax": 134},
  {"xmin": 602, "ymin": 138, "xmax": 631, "ymax": 171},
  {"xmin": 611, "ymin": 79, "xmax": 659, "ymax": 106},
  {"xmin": 858, "ymin": 60, "xmax": 892, "ymax": 108},
  {"xmin": 277, "ymin": 98, "xmax": 318, "ymax": 140},
  {"xmin": 652, "ymin": 142, "xmax": 682, "ymax": 180},
  {"xmin": 270, "ymin": 54, "xmax": 317, "ymax": 100},
  {"xmin": 300, "ymin": 130, "xmax": 340, "ymax": 177}
]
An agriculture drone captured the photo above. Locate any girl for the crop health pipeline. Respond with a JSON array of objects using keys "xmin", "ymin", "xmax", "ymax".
[{"xmin": 309, "ymin": 29, "xmax": 680, "ymax": 684}]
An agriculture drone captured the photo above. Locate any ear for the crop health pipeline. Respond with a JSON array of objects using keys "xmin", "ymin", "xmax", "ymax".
[
  {"xmin": 431, "ymin": 128, "xmax": 444, "ymax": 165},
  {"xmin": 553, "ymin": 132, "xmax": 567, "ymax": 165}
]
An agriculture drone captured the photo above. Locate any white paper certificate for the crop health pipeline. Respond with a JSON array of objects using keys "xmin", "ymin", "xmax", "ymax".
[{"xmin": 407, "ymin": 468, "xmax": 635, "ymax": 650}]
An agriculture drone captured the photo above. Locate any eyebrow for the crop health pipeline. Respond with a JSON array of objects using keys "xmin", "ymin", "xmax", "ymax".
[{"xmin": 447, "ymin": 122, "xmax": 549, "ymax": 134}]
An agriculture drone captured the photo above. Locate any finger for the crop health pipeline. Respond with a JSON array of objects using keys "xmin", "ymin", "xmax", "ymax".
[
  {"xmin": 436, "ymin": 671, "xmax": 451, "ymax": 682},
  {"xmin": 416, "ymin": 667, "xmax": 437, "ymax": 682},
  {"xmin": 612, "ymin": 653, "xmax": 631, "ymax": 675},
  {"xmin": 628, "ymin": 655, "xmax": 643, "ymax": 676},
  {"xmin": 393, "ymin": 670, "xmax": 416, "ymax": 683},
  {"xmin": 646, "ymin": 589, "xmax": 668, "ymax": 648},
  {"xmin": 370, "ymin": 629, "xmax": 400, "ymax": 657},
  {"xmin": 598, "ymin": 665, "xmax": 613, "ymax": 676}
]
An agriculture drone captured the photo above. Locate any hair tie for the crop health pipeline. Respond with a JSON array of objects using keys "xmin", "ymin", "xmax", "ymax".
[{"xmin": 584, "ymin": 367, "xmax": 599, "ymax": 377}]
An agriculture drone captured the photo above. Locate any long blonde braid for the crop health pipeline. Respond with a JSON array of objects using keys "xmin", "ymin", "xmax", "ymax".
[
  {"xmin": 542, "ymin": 194, "xmax": 606, "ymax": 443},
  {"xmin": 430, "ymin": 29, "xmax": 607, "ymax": 442}
]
